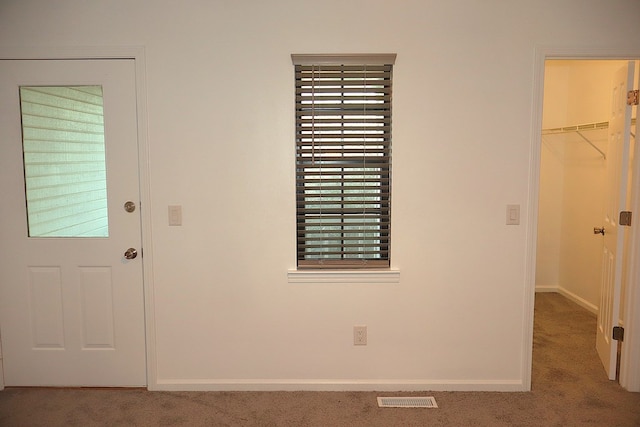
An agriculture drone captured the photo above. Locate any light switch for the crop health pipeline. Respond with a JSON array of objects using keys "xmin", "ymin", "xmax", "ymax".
[
  {"xmin": 168, "ymin": 205, "xmax": 182, "ymax": 226},
  {"xmin": 506, "ymin": 204, "xmax": 520, "ymax": 225}
]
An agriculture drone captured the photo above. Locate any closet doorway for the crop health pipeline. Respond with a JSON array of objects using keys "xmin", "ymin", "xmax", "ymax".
[{"xmin": 535, "ymin": 59, "xmax": 637, "ymax": 382}]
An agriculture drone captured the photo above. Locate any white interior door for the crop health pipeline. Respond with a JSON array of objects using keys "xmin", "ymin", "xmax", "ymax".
[
  {"xmin": 596, "ymin": 61, "xmax": 636, "ymax": 380},
  {"xmin": 0, "ymin": 59, "xmax": 146, "ymax": 386}
]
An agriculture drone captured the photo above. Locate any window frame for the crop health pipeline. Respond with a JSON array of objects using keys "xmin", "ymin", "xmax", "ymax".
[{"xmin": 292, "ymin": 54, "xmax": 396, "ymax": 270}]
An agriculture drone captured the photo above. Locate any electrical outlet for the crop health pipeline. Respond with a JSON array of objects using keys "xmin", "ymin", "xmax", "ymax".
[{"xmin": 354, "ymin": 325, "xmax": 367, "ymax": 346}]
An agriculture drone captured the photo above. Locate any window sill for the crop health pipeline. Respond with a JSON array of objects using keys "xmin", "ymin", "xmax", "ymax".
[{"xmin": 287, "ymin": 269, "xmax": 400, "ymax": 284}]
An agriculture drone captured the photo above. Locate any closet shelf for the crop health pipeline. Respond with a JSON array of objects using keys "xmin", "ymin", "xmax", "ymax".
[
  {"xmin": 541, "ymin": 118, "xmax": 637, "ymax": 160},
  {"xmin": 541, "ymin": 118, "xmax": 636, "ymax": 135}
]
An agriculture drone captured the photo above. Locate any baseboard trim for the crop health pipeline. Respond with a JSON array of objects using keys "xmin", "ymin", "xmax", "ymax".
[
  {"xmin": 151, "ymin": 379, "xmax": 526, "ymax": 392},
  {"xmin": 535, "ymin": 285, "xmax": 558, "ymax": 293},
  {"xmin": 535, "ymin": 286, "xmax": 598, "ymax": 315},
  {"xmin": 557, "ymin": 287, "xmax": 598, "ymax": 315}
]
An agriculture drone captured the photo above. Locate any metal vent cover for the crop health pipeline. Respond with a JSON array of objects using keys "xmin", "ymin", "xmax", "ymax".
[{"xmin": 377, "ymin": 396, "xmax": 438, "ymax": 408}]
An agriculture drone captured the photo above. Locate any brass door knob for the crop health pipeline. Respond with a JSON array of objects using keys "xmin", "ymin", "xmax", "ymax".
[{"xmin": 124, "ymin": 248, "xmax": 138, "ymax": 259}]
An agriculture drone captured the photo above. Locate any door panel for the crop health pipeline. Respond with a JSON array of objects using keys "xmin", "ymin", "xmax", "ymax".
[
  {"xmin": 596, "ymin": 61, "xmax": 635, "ymax": 380},
  {"xmin": 0, "ymin": 60, "xmax": 146, "ymax": 386}
]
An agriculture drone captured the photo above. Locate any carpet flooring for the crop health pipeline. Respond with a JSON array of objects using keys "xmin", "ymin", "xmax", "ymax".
[{"xmin": 1, "ymin": 292, "xmax": 639, "ymax": 426}]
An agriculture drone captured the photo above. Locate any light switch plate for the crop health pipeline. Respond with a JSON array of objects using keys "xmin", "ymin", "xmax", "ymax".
[
  {"xmin": 506, "ymin": 204, "xmax": 520, "ymax": 225},
  {"xmin": 168, "ymin": 205, "xmax": 182, "ymax": 226}
]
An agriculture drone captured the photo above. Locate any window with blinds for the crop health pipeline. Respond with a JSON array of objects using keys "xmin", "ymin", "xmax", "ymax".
[
  {"xmin": 292, "ymin": 54, "xmax": 396, "ymax": 269},
  {"xmin": 20, "ymin": 86, "xmax": 109, "ymax": 237}
]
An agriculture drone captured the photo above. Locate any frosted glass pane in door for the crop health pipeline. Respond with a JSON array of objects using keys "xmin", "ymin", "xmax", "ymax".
[{"xmin": 20, "ymin": 86, "xmax": 109, "ymax": 237}]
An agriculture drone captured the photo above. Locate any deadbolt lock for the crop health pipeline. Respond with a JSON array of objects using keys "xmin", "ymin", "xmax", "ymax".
[{"xmin": 124, "ymin": 201, "xmax": 136, "ymax": 213}]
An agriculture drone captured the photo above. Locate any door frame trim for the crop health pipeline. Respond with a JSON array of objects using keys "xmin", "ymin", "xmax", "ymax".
[
  {"xmin": 526, "ymin": 46, "xmax": 640, "ymax": 392},
  {"xmin": 0, "ymin": 46, "xmax": 157, "ymax": 390}
]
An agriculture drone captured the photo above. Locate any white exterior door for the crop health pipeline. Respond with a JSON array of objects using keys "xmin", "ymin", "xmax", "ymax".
[
  {"xmin": 596, "ymin": 61, "xmax": 636, "ymax": 380},
  {"xmin": 0, "ymin": 59, "xmax": 146, "ymax": 386}
]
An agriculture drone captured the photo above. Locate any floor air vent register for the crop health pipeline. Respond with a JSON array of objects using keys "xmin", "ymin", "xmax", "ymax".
[{"xmin": 377, "ymin": 396, "xmax": 438, "ymax": 408}]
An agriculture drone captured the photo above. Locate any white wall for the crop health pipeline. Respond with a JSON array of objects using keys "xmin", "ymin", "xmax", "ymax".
[
  {"xmin": 1, "ymin": 0, "xmax": 640, "ymax": 391},
  {"xmin": 536, "ymin": 64, "xmax": 569, "ymax": 291},
  {"xmin": 538, "ymin": 60, "xmax": 627, "ymax": 312},
  {"xmin": 536, "ymin": 139, "xmax": 564, "ymax": 291}
]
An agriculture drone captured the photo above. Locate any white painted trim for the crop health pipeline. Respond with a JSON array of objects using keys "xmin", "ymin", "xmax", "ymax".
[
  {"xmin": 620, "ymin": 63, "xmax": 640, "ymax": 392},
  {"xmin": 535, "ymin": 285, "xmax": 559, "ymax": 293},
  {"xmin": 526, "ymin": 46, "xmax": 640, "ymax": 393},
  {"xmin": 154, "ymin": 378, "xmax": 525, "ymax": 392},
  {"xmin": 0, "ymin": 334, "xmax": 4, "ymax": 391},
  {"xmin": 529, "ymin": 46, "xmax": 640, "ymax": 60},
  {"xmin": 0, "ymin": 46, "xmax": 156, "ymax": 390},
  {"xmin": 0, "ymin": 46, "xmax": 143, "ymax": 60},
  {"xmin": 535, "ymin": 287, "xmax": 598, "ymax": 315},
  {"xmin": 291, "ymin": 53, "xmax": 397, "ymax": 65},
  {"xmin": 536, "ymin": 286, "xmax": 598, "ymax": 315},
  {"xmin": 132, "ymin": 49, "xmax": 159, "ymax": 392},
  {"xmin": 287, "ymin": 269, "xmax": 400, "ymax": 284},
  {"xmin": 521, "ymin": 46, "xmax": 547, "ymax": 392},
  {"xmin": 557, "ymin": 287, "xmax": 599, "ymax": 315}
]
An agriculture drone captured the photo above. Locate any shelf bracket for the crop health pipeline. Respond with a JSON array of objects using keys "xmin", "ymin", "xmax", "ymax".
[{"xmin": 575, "ymin": 131, "xmax": 606, "ymax": 159}]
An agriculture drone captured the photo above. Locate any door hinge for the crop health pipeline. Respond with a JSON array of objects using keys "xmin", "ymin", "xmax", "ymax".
[
  {"xmin": 628, "ymin": 90, "xmax": 639, "ymax": 106},
  {"xmin": 620, "ymin": 211, "xmax": 632, "ymax": 227},
  {"xmin": 613, "ymin": 326, "xmax": 624, "ymax": 342}
]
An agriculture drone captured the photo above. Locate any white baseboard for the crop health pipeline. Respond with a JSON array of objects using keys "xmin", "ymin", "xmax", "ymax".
[
  {"xmin": 555, "ymin": 288, "xmax": 599, "ymax": 315},
  {"xmin": 557, "ymin": 287, "xmax": 598, "ymax": 315},
  {"xmin": 151, "ymin": 378, "xmax": 526, "ymax": 392},
  {"xmin": 535, "ymin": 285, "xmax": 558, "ymax": 293},
  {"xmin": 0, "ymin": 338, "xmax": 3, "ymax": 391},
  {"xmin": 535, "ymin": 286, "xmax": 599, "ymax": 315}
]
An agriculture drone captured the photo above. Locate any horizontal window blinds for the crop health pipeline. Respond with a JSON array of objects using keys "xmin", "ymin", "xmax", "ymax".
[
  {"xmin": 20, "ymin": 86, "xmax": 109, "ymax": 237},
  {"xmin": 292, "ymin": 54, "xmax": 395, "ymax": 269}
]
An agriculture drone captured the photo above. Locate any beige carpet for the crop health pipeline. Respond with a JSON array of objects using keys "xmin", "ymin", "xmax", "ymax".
[{"xmin": 1, "ymin": 293, "xmax": 639, "ymax": 426}]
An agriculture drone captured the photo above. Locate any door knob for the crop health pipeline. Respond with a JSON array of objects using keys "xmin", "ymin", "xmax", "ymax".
[
  {"xmin": 124, "ymin": 248, "xmax": 138, "ymax": 259},
  {"xmin": 124, "ymin": 201, "xmax": 136, "ymax": 213},
  {"xmin": 593, "ymin": 227, "xmax": 605, "ymax": 235}
]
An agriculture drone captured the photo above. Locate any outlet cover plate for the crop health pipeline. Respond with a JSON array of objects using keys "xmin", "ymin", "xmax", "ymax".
[{"xmin": 354, "ymin": 325, "xmax": 367, "ymax": 345}]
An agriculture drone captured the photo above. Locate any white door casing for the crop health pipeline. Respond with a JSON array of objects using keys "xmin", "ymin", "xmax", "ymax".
[
  {"xmin": 595, "ymin": 61, "xmax": 636, "ymax": 380},
  {"xmin": 620, "ymin": 74, "xmax": 640, "ymax": 390},
  {"xmin": 0, "ymin": 59, "xmax": 146, "ymax": 386}
]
